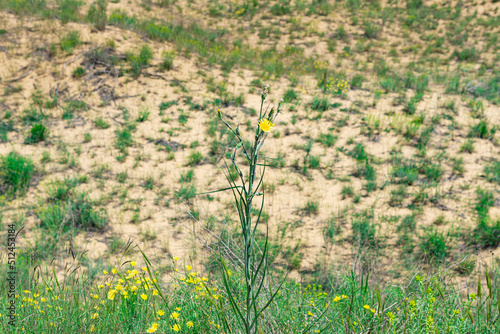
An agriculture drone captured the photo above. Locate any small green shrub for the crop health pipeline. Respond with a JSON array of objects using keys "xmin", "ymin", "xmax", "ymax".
[
  {"xmin": 186, "ymin": 151, "xmax": 203, "ymax": 166},
  {"xmin": 46, "ymin": 178, "xmax": 76, "ymax": 202},
  {"xmin": 316, "ymin": 133, "xmax": 337, "ymax": 148},
  {"xmin": 270, "ymin": 3, "xmax": 291, "ymax": 16},
  {"xmin": 83, "ymin": 132, "xmax": 92, "ymax": 143},
  {"xmin": 452, "ymin": 157, "xmax": 465, "ymax": 175},
  {"xmin": 307, "ymin": 155, "xmax": 321, "ymax": 169},
  {"xmin": 354, "ymin": 162, "xmax": 376, "ymax": 181},
  {"xmin": 283, "ymin": 89, "xmax": 298, "ymax": 103},
  {"xmin": 22, "ymin": 107, "xmax": 44, "ymax": 125},
  {"xmin": 94, "ymin": 117, "xmax": 110, "ymax": 129},
  {"xmin": 351, "ymin": 210, "xmax": 378, "ymax": 249},
  {"xmin": 179, "ymin": 169, "xmax": 194, "ymax": 183},
  {"xmin": 72, "ymin": 66, "xmax": 86, "ymax": 78},
  {"xmin": 4, "ymin": 0, "xmax": 48, "ymax": 15},
  {"xmin": 109, "ymin": 236, "xmax": 126, "ymax": 253},
  {"xmin": 335, "ymin": 25, "xmax": 347, "ymax": 40},
  {"xmin": 174, "ymin": 184, "xmax": 196, "ymax": 202},
  {"xmin": 454, "ymin": 47, "xmax": 479, "ymax": 62},
  {"xmin": 460, "ymin": 139, "xmax": 474, "ymax": 153},
  {"xmin": 389, "ymin": 185, "xmax": 408, "ymax": 207},
  {"xmin": 178, "ymin": 112, "xmax": 189, "ymax": 126},
  {"xmin": 25, "ymin": 123, "xmax": 49, "ymax": 144},
  {"xmin": 128, "ymin": 45, "xmax": 154, "ymax": 78},
  {"xmin": 421, "ymin": 163, "xmax": 443, "ymax": 183},
  {"xmin": 115, "ymin": 125, "xmax": 135, "ymax": 154},
  {"xmin": 484, "ymin": 160, "xmax": 500, "ymax": 184},
  {"xmin": 392, "ymin": 160, "xmax": 419, "ymax": 185},
  {"xmin": 341, "ymin": 184, "xmax": 354, "ymax": 199},
  {"xmin": 87, "ymin": 0, "xmax": 107, "ymax": 31},
  {"xmin": 363, "ymin": 21, "xmax": 380, "ymax": 39},
  {"xmin": 58, "ymin": 0, "xmax": 82, "ymax": 24},
  {"xmin": 38, "ymin": 192, "xmax": 107, "ymax": 231},
  {"xmin": 159, "ymin": 51, "xmax": 176, "ymax": 71},
  {"xmin": 60, "ymin": 30, "xmax": 81, "ymax": 53},
  {"xmin": 475, "ymin": 187, "xmax": 494, "ymax": 222},
  {"xmin": 310, "ymin": 96, "xmax": 330, "ymax": 111},
  {"xmin": 0, "ymin": 152, "xmax": 35, "ymax": 196},
  {"xmin": 304, "ymin": 200, "xmax": 319, "ymax": 215},
  {"xmin": 0, "ymin": 119, "xmax": 14, "ymax": 143},
  {"xmin": 323, "ymin": 217, "xmax": 341, "ymax": 242},
  {"xmin": 473, "ymin": 187, "xmax": 500, "ymax": 248},
  {"xmin": 473, "ymin": 219, "xmax": 500, "ymax": 248},
  {"xmin": 351, "ymin": 74, "xmax": 365, "ymax": 89},
  {"xmin": 37, "ymin": 203, "xmax": 68, "ymax": 231},
  {"xmin": 469, "ymin": 120, "xmax": 495, "ymax": 139},
  {"xmin": 70, "ymin": 192, "xmax": 108, "ymax": 230},
  {"xmin": 420, "ymin": 228, "xmax": 448, "ymax": 260},
  {"xmin": 350, "ymin": 143, "xmax": 368, "ymax": 162},
  {"xmin": 136, "ymin": 108, "xmax": 150, "ymax": 122}
]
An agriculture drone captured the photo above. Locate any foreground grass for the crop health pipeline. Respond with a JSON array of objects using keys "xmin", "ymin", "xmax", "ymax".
[{"xmin": 1, "ymin": 252, "xmax": 499, "ymax": 333}]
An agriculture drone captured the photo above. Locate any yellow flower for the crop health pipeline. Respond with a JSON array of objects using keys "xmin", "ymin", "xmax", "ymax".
[
  {"xmin": 171, "ymin": 312, "xmax": 180, "ymax": 319},
  {"xmin": 171, "ymin": 324, "xmax": 181, "ymax": 332},
  {"xmin": 91, "ymin": 313, "xmax": 99, "ymax": 319},
  {"xmin": 146, "ymin": 322, "xmax": 159, "ymax": 333},
  {"xmin": 363, "ymin": 305, "xmax": 370, "ymax": 310},
  {"xmin": 89, "ymin": 324, "xmax": 95, "ymax": 332},
  {"xmin": 258, "ymin": 118, "xmax": 275, "ymax": 132},
  {"xmin": 130, "ymin": 261, "xmax": 136, "ymax": 267},
  {"xmin": 333, "ymin": 296, "xmax": 341, "ymax": 302},
  {"xmin": 186, "ymin": 265, "xmax": 192, "ymax": 271},
  {"xmin": 103, "ymin": 270, "xmax": 108, "ymax": 275},
  {"xmin": 107, "ymin": 290, "xmax": 117, "ymax": 300},
  {"xmin": 157, "ymin": 310, "xmax": 165, "ymax": 316},
  {"xmin": 173, "ymin": 256, "xmax": 179, "ymax": 261},
  {"xmin": 142, "ymin": 267, "xmax": 148, "ymax": 272},
  {"xmin": 186, "ymin": 321, "xmax": 194, "ymax": 328},
  {"xmin": 111, "ymin": 268, "xmax": 118, "ymax": 274},
  {"xmin": 140, "ymin": 294, "xmax": 148, "ymax": 300},
  {"xmin": 175, "ymin": 307, "xmax": 181, "ymax": 311}
]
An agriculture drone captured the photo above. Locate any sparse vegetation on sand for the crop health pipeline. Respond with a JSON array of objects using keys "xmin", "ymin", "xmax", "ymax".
[{"xmin": 0, "ymin": 0, "xmax": 499, "ymax": 332}]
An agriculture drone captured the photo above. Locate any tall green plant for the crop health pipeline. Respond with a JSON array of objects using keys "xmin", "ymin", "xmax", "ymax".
[{"xmin": 203, "ymin": 85, "xmax": 285, "ymax": 333}]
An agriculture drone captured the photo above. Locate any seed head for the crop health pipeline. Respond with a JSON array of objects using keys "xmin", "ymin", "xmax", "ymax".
[{"xmin": 261, "ymin": 84, "xmax": 270, "ymax": 100}]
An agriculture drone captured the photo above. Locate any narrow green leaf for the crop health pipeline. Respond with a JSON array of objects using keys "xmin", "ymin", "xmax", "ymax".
[
  {"xmin": 477, "ymin": 275, "xmax": 482, "ymax": 299},
  {"xmin": 485, "ymin": 267, "xmax": 492, "ymax": 298}
]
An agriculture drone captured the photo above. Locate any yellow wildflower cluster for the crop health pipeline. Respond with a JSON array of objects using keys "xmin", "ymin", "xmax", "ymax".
[
  {"xmin": 101, "ymin": 265, "xmax": 158, "ymax": 304},
  {"xmin": 313, "ymin": 60, "xmax": 329, "ymax": 71},
  {"xmin": 363, "ymin": 304, "xmax": 376, "ymax": 313},
  {"xmin": 326, "ymin": 77, "xmax": 350, "ymax": 96},
  {"xmin": 15, "ymin": 289, "xmax": 65, "ymax": 328},
  {"xmin": 235, "ymin": 8, "xmax": 246, "ymax": 15}
]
